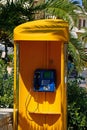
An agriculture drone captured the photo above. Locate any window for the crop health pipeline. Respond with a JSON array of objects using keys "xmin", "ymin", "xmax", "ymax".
[
  {"xmin": 78, "ymin": 19, "xmax": 81, "ymax": 29},
  {"xmin": 83, "ymin": 19, "xmax": 86, "ymax": 27},
  {"xmin": 78, "ymin": 19, "xmax": 86, "ymax": 29}
]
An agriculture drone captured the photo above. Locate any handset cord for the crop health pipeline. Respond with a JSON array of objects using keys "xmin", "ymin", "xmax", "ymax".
[{"xmin": 25, "ymin": 88, "xmax": 39, "ymax": 120}]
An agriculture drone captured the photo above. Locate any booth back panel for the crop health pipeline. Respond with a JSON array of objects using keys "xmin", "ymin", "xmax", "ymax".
[{"xmin": 18, "ymin": 41, "xmax": 62, "ymax": 130}]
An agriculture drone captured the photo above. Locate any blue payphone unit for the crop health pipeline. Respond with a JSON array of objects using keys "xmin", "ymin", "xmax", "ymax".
[{"xmin": 34, "ymin": 69, "xmax": 56, "ymax": 92}]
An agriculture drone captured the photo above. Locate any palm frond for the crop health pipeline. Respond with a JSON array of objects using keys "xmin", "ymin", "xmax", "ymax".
[
  {"xmin": 46, "ymin": 0, "xmax": 82, "ymax": 27},
  {"xmin": 68, "ymin": 37, "xmax": 87, "ymax": 70}
]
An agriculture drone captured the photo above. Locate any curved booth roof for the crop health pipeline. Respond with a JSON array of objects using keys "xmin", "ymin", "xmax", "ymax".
[{"xmin": 14, "ymin": 19, "xmax": 69, "ymax": 42}]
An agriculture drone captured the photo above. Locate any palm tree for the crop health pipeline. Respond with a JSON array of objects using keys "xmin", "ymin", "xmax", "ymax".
[
  {"xmin": 83, "ymin": 0, "xmax": 87, "ymax": 12},
  {"xmin": 0, "ymin": 0, "xmax": 47, "ymax": 36},
  {"xmin": 0, "ymin": 0, "xmax": 86, "ymax": 69},
  {"xmin": 46, "ymin": 0, "xmax": 83, "ymax": 27},
  {"xmin": 46, "ymin": 0, "xmax": 87, "ymax": 70}
]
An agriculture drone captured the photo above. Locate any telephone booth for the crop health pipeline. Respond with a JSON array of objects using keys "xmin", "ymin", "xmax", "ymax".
[{"xmin": 13, "ymin": 19, "xmax": 69, "ymax": 130}]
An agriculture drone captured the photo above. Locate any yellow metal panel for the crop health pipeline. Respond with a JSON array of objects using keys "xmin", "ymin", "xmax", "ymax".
[
  {"xmin": 61, "ymin": 43, "xmax": 67, "ymax": 130},
  {"xmin": 13, "ymin": 19, "xmax": 69, "ymax": 130},
  {"xmin": 13, "ymin": 43, "xmax": 17, "ymax": 130},
  {"xmin": 14, "ymin": 19, "xmax": 69, "ymax": 42},
  {"xmin": 17, "ymin": 41, "xmax": 63, "ymax": 130}
]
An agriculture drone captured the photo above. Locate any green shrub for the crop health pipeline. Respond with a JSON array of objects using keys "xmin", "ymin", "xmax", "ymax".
[
  {"xmin": 0, "ymin": 59, "xmax": 13, "ymax": 108},
  {"xmin": 67, "ymin": 79, "xmax": 87, "ymax": 129}
]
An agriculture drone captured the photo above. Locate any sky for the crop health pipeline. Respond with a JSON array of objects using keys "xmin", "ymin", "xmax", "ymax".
[{"xmin": 71, "ymin": 0, "xmax": 82, "ymax": 6}]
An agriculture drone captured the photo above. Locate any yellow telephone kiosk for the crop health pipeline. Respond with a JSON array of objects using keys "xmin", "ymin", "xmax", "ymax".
[{"xmin": 13, "ymin": 19, "xmax": 69, "ymax": 130}]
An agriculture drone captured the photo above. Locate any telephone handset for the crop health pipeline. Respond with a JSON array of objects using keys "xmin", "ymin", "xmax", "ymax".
[{"xmin": 34, "ymin": 69, "xmax": 56, "ymax": 92}]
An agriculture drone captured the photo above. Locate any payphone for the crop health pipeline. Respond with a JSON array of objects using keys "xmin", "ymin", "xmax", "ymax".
[{"xmin": 34, "ymin": 69, "xmax": 56, "ymax": 92}]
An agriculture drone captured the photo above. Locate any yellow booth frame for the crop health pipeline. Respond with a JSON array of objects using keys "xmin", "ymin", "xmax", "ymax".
[{"xmin": 13, "ymin": 19, "xmax": 69, "ymax": 130}]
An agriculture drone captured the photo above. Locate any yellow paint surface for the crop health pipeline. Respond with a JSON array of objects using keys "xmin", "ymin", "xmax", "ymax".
[
  {"xmin": 14, "ymin": 19, "xmax": 69, "ymax": 130},
  {"xmin": 14, "ymin": 19, "xmax": 69, "ymax": 42}
]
